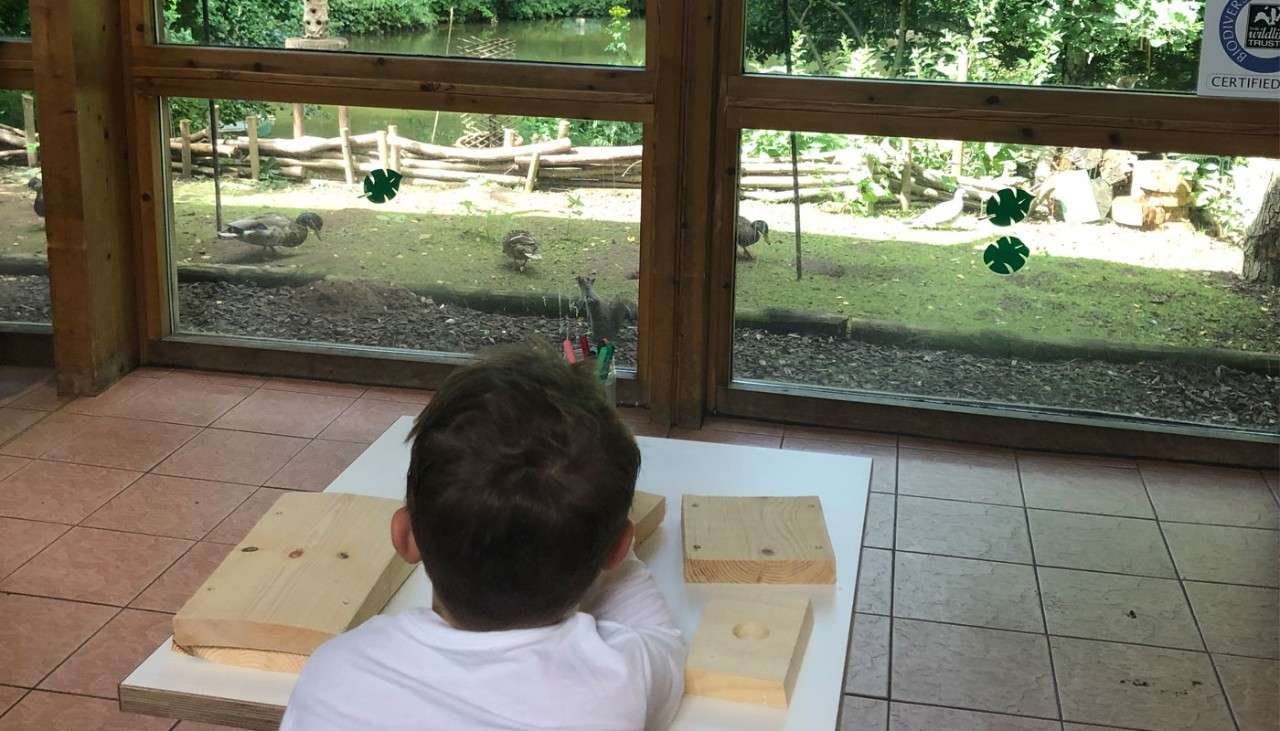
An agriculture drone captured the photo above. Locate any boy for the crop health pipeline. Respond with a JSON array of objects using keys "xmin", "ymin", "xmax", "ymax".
[{"xmin": 281, "ymin": 344, "xmax": 685, "ymax": 731}]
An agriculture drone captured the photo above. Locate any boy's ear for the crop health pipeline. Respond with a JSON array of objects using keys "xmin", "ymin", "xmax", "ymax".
[
  {"xmin": 604, "ymin": 519, "xmax": 635, "ymax": 571},
  {"xmin": 391, "ymin": 506, "xmax": 422, "ymax": 565}
]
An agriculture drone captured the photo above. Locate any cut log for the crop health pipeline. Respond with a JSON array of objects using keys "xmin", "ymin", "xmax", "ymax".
[
  {"xmin": 1111, "ymin": 195, "xmax": 1148, "ymax": 229},
  {"xmin": 739, "ymin": 174, "xmax": 853, "ymax": 190},
  {"xmin": 21, "ymin": 93, "xmax": 36, "ymax": 166},
  {"xmin": 400, "ymin": 136, "xmax": 571, "ymax": 162},
  {"xmin": 515, "ymin": 145, "xmax": 641, "ymax": 165},
  {"xmin": 246, "ymin": 116, "xmax": 259, "ymax": 181},
  {"xmin": 339, "ymin": 127, "xmax": 355, "ymax": 185},
  {"xmin": 178, "ymin": 120, "xmax": 192, "ymax": 179},
  {"xmin": 1132, "ymin": 160, "xmax": 1190, "ymax": 195},
  {"xmin": 1051, "ymin": 170, "xmax": 1102, "ymax": 223},
  {"xmin": 524, "ymin": 150, "xmax": 541, "ymax": 193}
]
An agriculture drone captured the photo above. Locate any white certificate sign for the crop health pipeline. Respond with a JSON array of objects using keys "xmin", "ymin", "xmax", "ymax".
[{"xmin": 1197, "ymin": 0, "xmax": 1280, "ymax": 97}]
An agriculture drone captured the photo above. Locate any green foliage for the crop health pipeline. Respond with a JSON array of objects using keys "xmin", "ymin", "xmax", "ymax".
[
  {"xmin": 1186, "ymin": 156, "xmax": 1252, "ymax": 244},
  {"xmin": 328, "ymin": 0, "xmax": 440, "ymax": 34},
  {"xmin": 515, "ymin": 117, "xmax": 642, "ymax": 146},
  {"xmin": 741, "ymin": 130, "xmax": 850, "ymax": 159},
  {"xmin": 0, "ymin": 0, "xmax": 28, "ymax": 36},
  {"xmin": 604, "ymin": 5, "xmax": 634, "ymax": 63}
]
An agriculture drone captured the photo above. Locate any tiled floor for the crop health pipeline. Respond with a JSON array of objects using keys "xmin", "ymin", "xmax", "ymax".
[{"xmin": 0, "ymin": 367, "xmax": 1276, "ymax": 731}]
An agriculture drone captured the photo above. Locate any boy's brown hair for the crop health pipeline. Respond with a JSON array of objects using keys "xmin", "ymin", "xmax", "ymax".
[{"xmin": 406, "ymin": 343, "xmax": 639, "ymax": 630}]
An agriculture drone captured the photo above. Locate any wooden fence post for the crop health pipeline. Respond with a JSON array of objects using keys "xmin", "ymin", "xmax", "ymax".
[
  {"xmin": 337, "ymin": 105, "xmax": 350, "ymax": 136},
  {"xmin": 339, "ymin": 126, "xmax": 355, "ymax": 184},
  {"xmin": 503, "ymin": 128, "xmax": 515, "ymax": 148},
  {"xmin": 292, "ymin": 103, "xmax": 305, "ymax": 138},
  {"xmin": 387, "ymin": 124, "xmax": 401, "ymax": 171},
  {"xmin": 178, "ymin": 119, "xmax": 192, "ymax": 178},
  {"xmin": 557, "ymin": 119, "xmax": 571, "ymax": 140},
  {"xmin": 376, "ymin": 129, "xmax": 388, "ymax": 171},
  {"xmin": 524, "ymin": 151, "xmax": 541, "ymax": 193},
  {"xmin": 246, "ymin": 115, "xmax": 260, "ymax": 181},
  {"xmin": 21, "ymin": 93, "xmax": 37, "ymax": 166}
]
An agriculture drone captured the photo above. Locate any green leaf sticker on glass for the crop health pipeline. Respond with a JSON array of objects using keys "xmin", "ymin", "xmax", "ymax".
[
  {"xmin": 985, "ymin": 187, "xmax": 1033, "ymax": 227},
  {"xmin": 362, "ymin": 169, "xmax": 403, "ymax": 204},
  {"xmin": 984, "ymin": 236, "xmax": 1030, "ymax": 275}
]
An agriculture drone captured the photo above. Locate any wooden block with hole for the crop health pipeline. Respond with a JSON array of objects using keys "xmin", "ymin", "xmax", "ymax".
[
  {"xmin": 682, "ymin": 495, "xmax": 835, "ymax": 584},
  {"xmin": 685, "ymin": 595, "xmax": 813, "ymax": 708},
  {"xmin": 172, "ymin": 492, "xmax": 414, "ymax": 668},
  {"xmin": 629, "ymin": 490, "xmax": 665, "ymax": 547}
]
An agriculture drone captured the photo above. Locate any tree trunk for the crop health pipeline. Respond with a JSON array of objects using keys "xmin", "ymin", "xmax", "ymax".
[{"xmin": 1242, "ymin": 170, "xmax": 1280, "ymax": 285}]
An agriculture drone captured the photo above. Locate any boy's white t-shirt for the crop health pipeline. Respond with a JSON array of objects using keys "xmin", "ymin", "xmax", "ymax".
[{"xmin": 280, "ymin": 554, "xmax": 685, "ymax": 731}]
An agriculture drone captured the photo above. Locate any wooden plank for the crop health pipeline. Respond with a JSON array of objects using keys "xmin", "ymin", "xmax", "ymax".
[
  {"xmin": 173, "ymin": 492, "xmax": 414, "ymax": 657},
  {"xmin": 170, "ymin": 641, "xmax": 307, "ymax": 674},
  {"xmin": 685, "ymin": 595, "xmax": 813, "ymax": 708},
  {"xmin": 682, "ymin": 496, "xmax": 836, "ymax": 584},
  {"xmin": 31, "ymin": 0, "xmax": 139, "ymax": 394},
  {"xmin": 21, "ymin": 92, "xmax": 36, "ymax": 166},
  {"xmin": 523, "ymin": 150, "xmax": 540, "ymax": 193},
  {"xmin": 629, "ymin": 489, "xmax": 665, "ymax": 547}
]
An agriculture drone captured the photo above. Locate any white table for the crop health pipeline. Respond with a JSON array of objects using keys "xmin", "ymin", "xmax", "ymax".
[{"xmin": 122, "ymin": 417, "xmax": 870, "ymax": 731}]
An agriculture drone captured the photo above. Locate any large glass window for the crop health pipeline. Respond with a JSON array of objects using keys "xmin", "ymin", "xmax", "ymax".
[
  {"xmin": 0, "ymin": 89, "xmax": 47, "ymax": 326},
  {"xmin": 731, "ymin": 128, "xmax": 1279, "ymax": 432},
  {"xmin": 165, "ymin": 97, "xmax": 642, "ymax": 367},
  {"xmin": 158, "ymin": 1, "xmax": 645, "ymax": 66},
  {"xmin": 744, "ymin": 0, "xmax": 1208, "ymax": 92}
]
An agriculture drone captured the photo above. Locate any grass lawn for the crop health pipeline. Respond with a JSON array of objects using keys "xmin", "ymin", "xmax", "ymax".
[{"xmin": 169, "ymin": 198, "xmax": 1278, "ymax": 354}]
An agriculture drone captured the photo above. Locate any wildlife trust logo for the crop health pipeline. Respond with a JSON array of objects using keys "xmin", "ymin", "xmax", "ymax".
[{"xmin": 1248, "ymin": 3, "xmax": 1280, "ymax": 49}]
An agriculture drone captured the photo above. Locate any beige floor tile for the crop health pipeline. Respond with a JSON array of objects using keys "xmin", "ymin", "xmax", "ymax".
[
  {"xmin": 863, "ymin": 493, "xmax": 894, "ymax": 549},
  {"xmin": 1184, "ymin": 582, "xmax": 1278, "ymax": 659},
  {"xmin": 0, "ymin": 412, "xmax": 200, "ymax": 471},
  {"xmin": 845, "ymin": 613, "xmax": 889, "ymax": 698},
  {"xmin": 132, "ymin": 542, "xmax": 233, "ymax": 613},
  {"xmin": 1162, "ymin": 523, "xmax": 1279, "ymax": 587},
  {"xmin": 154, "ymin": 429, "xmax": 308, "ymax": 486},
  {"xmin": 1052, "ymin": 636, "xmax": 1233, "ymax": 731},
  {"xmin": 0, "ymin": 408, "xmax": 44, "ymax": 445},
  {"xmin": 1038, "ymin": 567, "xmax": 1200, "ymax": 649},
  {"xmin": 702, "ymin": 417, "xmax": 784, "ymax": 437},
  {"xmin": 897, "ymin": 496, "xmax": 1032, "ymax": 563},
  {"xmin": 783, "ymin": 423, "xmax": 895, "ymax": 448},
  {"xmin": 212, "ymin": 389, "xmax": 353, "ymax": 439},
  {"xmin": 0, "ymin": 594, "xmax": 115, "ymax": 686},
  {"xmin": 0, "ymin": 517, "xmax": 67, "ymax": 581},
  {"xmin": 894, "ymin": 552, "xmax": 1043, "ymax": 632},
  {"xmin": 0, "ymin": 690, "xmax": 174, "ymax": 731},
  {"xmin": 1142, "ymin": 463, "xmax": 1279, "ymax": 530},
  {"xmin": 261, "ymin": 376, "xmax": 366, "ymax": 398},
  {"xmin": 176, "ymin": 723, "xmax": 246, "ymax": 731},
  {"xmin": 68, "ymin": 375, "xmax": 253, "ymax": 427},
  {"xmin": 6, "ymin": 378, "xmax": 71, "ymax": 411},
  {"xmin": 889, "ymin": 703, "xmax": 1061, "ymax": 730},
  {"xmin": 856, "ymin": 547, "xmax": 892, "ymax": 615},
  {"xmin": 1028, "ymin": 510, "xmax": 1174, "ymax": 577},
  {"xmin": 1062, "ymin": 725, "xmax": 1144, "ymax": 730},
  {"xmin": 0, "ymin": 460, "xmax": 140, "ymax": 524},
  {"xmin": 0, "ymin": 527, "xmax": 191, "ymax": 606},
  {"xmin": 265, "ymin": 439, "xmax": 367, "ymax": 492},
  {"xmin": 316, "ymin": 398, "xmax": 422, "ymax": 443},
  {"xmin": 1019, "ymin": 455, "xmax": 1153, "ymax": 518},
  {"xmin": 1213, "ymin": 654, "xmax": 1279, "ymax": 731},
  {"xmin": 39, "ymin": 609, "xmax": 173, "ymax": 699},
  {"xmin": 782, "ymin": 438, "xmax": 897, "ymax": 494},
  {"xmin": 897, "ymin": 436, "xmax": 1013, "ymax": 459},
  {"xmin": 164, "ymin": 369, "xmax": 266, "ymax": 388},
  {"xmin": 892, "ymin": 619, "xmax": 1056, "ymax": 717},
  {"xmin": 668, "ymin": 427, "xmax": 781, "ymax": 448},
  {"xmin": 898, "ymin": 448, "xmax": 1022, "ymax": 505},
  {"xmin": 361, "ymin": 385, "xmax": 433, "ymax": 405},
  {"xmin": 0, "ymin": 687, "xmax": 24, "ymax": 716},
  {"xmin": 203, "ymin": 488, "xmax": 291, "ymax": 545},
  {"xmin": 0, "ymin": 455, "xmax": 26, "ymax": 481},
  {"xmin": 840, "ymin": 696, "xmax": 888, "ymax": 731},
  {"xmin": 83, "ymin": 474, "xmax": 254, "ymax": 540}
]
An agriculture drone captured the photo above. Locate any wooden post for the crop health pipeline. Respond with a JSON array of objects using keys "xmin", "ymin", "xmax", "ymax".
[
  {"xmin": 246, "ymin": 115, "xmax": 260, "ymax": 181},
  {"xmin": 557, "ymin": 119, "xmax": 571, "ymax": 140},
  {"xmin": 292, "ymin": 103, "xmax": 305, "ymax": 138},
  {"xmin": 376, "ymin": 129, "xmax": 388, "ymax": 170},
  {"xmin": 21, "ymin": 93, "xmax": 37, "ymax": 166},
  {"xmin": 524, "ymin": 151, "xmax": 541, "ymax": 193},
  {"xmin": 503, "ymin": 128, "xmax": 515, "ymax": 148},
  {"xmin": 387, "ymin": 124, "xmax": 401, "ymax": 171},
  {"xmin": 898, "ymin": 138, "xmax": 914, "ymax": 212},
  {"xmin": 178, "ymin": 119, "xmax": 192, "ymax": 179},
  {"xmin": 339, "ymin": 126, "xmax": 355, "ymax": 184},
  {"xmin": 337, "ymin": 105, "xmax": 350, "ymax": 136},
  {"xmin": 31, "ymin": 0, "xmax": 139, "ymax": 393}
]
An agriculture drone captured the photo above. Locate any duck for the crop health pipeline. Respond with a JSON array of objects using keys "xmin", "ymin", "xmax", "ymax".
[
  {"xmin": 911, "ymin": 188, "xmax": 968, "ymax": 229},
  {"xmin": 736, "ymin": 216, "xmax": 770, "ymax": 259},
  {"xmin": 502, "ymin": 230, "xmax": 542, "ymax": 271},
  {"xmin": 218, "ymin": 212, "xmax": 323, "ymax": 256},
  {"xmin": 28, "ymin": 177, "xmax": 43, "ymax": 219}
]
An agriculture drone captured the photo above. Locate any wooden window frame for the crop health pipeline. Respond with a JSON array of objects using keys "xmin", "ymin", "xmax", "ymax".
[
  {"xmin": 118, "ymin": 0, "xmax": 692, "ymax": 419},
  {"xmin": 676, "ymin": 0, "xmax": 1280, "ymax": 466}
]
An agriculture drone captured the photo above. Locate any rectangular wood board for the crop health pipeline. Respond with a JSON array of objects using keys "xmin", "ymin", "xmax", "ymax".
[
  {"xmin": 173, "ymin": 492, "xmax": 414, "ymax": 658},
  {"xmin": 685, "ymin": 595, "xmax": 814, "ymax": 708},
  {"xmin": 683, "ymin": 495, "xmax": 835, "ymax": 584},
  {"xmin": 630, "ymin": 490, "xmax": 666, "ymax": 547}
]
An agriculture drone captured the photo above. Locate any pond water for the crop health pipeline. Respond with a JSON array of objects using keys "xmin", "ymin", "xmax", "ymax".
[{"xmin": 262, "ymin": 18, "xmax": 644, "ymax": 145}]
